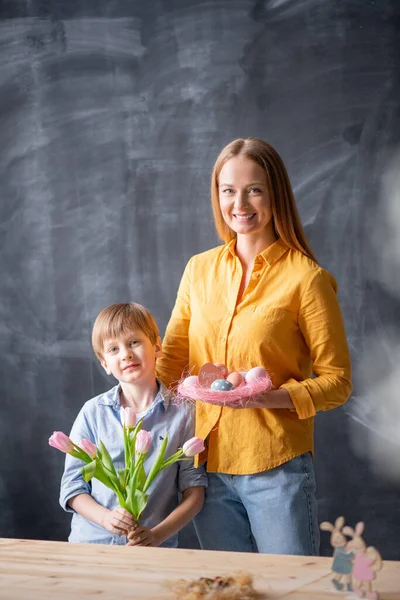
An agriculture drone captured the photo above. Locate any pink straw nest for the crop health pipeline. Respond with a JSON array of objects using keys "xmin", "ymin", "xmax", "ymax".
[{"xmin": 176, "ymin": 377, "xmax": 273, "ymax": 407}]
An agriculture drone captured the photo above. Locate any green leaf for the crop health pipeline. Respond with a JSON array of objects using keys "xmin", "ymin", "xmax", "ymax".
[
  {"xmin": 125, "ymin": 473, "xmax": 138, "ymax": 516},
  {"xmin": 93, "ymin": 462, "xmax": 114, "ymax": 488},
  {"xmin": 99, "ymin": 440, "xmax": 118, "ymax": 477},
  {"xmin": 161, "ymin": 452, "xmax": 188, "ymax": 470},
  {"xmin": 129, "ymin": 453, "xmax": 144, "ymax": 491},
  {"xmin": 82, "ymin": 459, "xmax": 97, "ymax": 482},
  {"xmin": 81, "ymin": 459, "xmax": 118, "ymax": 494},
  {"xmin": 95, "ymin": 462, "xmax": 126, "ymax": 506},
  {"xmin": 126, "ymin": 487, "xmax": 148, "ymax": 520},
  {"xmin": 133, "ymin": 489, "xmax": 148, "ymax": 520},
  {"xmin": 123, "ymin": 427, "xmax": 130, "ymax": 468},
  {"xmin": 134, "ymin": 418, "xmax": 144, "ymax": 433},
  {"xmin": 143, "ymin": 434, "xmax": 169, "ymax": 493},
  {"xmin": 118, "ymin": 468, "xmax": 129, "ymax": 490},
  {"xmin": 137, "ymin": 463, "xmax": 146, "ymax": 489},
  {"xmin": 80, "ymin": 455, "xmax": 127, "ymax": 510},
  {"xmin": 92, "ymin": 443, "xmax": 126, "ymax": 501},
  {"xmin": 70, "ymin": 443, "xmax": 92, "ymax": 464},
  {"xmin": 129, "ymin": 420, "xmax": 143, "ymax": 462}
]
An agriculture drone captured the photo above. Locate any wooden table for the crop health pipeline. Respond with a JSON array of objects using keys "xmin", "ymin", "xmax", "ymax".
[{"xmin": 0, "ymin": 538, "xmax": 399, "ymax": 599}]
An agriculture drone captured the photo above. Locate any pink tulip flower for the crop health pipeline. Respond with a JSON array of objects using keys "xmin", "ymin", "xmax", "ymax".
[
  {"xmin": 182, "ymin": 437, "xmax": 205, "ymax": 457},
  {"xmin": 79, "ymin": 439, "xmax": 97, "ymax": 459},
  {"xmin": 135, "ymin": 430, "xmax": 152, "ymax": 455},
  {"xmin": 120, "ymin": 407, "xmax": 136, "ymax": 428},
  {"xmin": 49, "ymin": 431, "xmax": 74, "ymax": 454}
]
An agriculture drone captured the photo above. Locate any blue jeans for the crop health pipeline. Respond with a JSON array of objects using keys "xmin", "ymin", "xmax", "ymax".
[{"xmin": 193, "ymin": 452, "xmax": 319, "ymax": 555}]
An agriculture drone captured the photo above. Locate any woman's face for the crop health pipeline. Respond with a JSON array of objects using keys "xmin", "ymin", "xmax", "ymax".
[{"xmin": 218, "ymin": 156, "xmax": 274, "ymax": 240}]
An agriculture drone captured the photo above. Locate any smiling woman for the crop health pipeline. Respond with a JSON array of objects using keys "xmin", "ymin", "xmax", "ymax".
[
  {"xmin": 218, "ymin": 157, "xmax": 273, "ymax": 241},
  {"xmin": 156, "ymin": 137, "xmax": 352, "ymax": 556},
  {"xmin": 217, "ymin": 155, "xmax": 276, "ymax": 302}
]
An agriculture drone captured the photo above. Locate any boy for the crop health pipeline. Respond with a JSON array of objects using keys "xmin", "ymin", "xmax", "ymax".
[{"xmin": 60, "ymin": 303, "xmax": 207, "ymax": 547}]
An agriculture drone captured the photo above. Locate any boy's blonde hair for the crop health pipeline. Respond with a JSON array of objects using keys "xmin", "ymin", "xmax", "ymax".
[
  {"xmin": 211, "ymin": 137, "xmax": 317, "ymax": 263},
  {"xmin": 92, "ymin": 303, "xmax": 160, "ymax": 360}
]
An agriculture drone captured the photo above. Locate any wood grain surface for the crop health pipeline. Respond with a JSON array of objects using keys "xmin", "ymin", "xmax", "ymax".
[{"xmin": 0, "ymin": 538, "xmax": 399, "ymax": 599}]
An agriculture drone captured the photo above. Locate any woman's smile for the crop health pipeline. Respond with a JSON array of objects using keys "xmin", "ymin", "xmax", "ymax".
[{"xmin": 233, "ymin": 213, "xmax": 256, "ymax": 221}]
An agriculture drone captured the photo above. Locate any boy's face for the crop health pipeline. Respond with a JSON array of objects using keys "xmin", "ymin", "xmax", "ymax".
[{"xmin": 100, "ymin": 329, "xmax": 162, "ymax": 386}]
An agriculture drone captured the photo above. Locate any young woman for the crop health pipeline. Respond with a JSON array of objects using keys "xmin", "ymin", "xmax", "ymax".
[{"xmin": 156, "ymin": 138, "xmax": 352, "ymax": 555}]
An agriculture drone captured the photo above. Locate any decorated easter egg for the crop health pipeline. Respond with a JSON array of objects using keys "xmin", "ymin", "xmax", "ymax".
[
  {"xmin": 198, "ymin": 363, "xmax": 222, "ymax": 388},
  {"xmin": 183, "ymin": 375, "xmax": 199, "ymax": 387},
  {"xmin": 214, "ymin": 363, "xmax": 228, "ymax": 378},
  {"xmin": 245, "ymin": 366, "xmax": 267, "ymax": 383},
  {"xmin": 226, "ymin": 371, "xmax": 245, "ymax": 387},
  {"xmin": 210, "ymin": 379, "xmax": 235, "ymax": 391}
]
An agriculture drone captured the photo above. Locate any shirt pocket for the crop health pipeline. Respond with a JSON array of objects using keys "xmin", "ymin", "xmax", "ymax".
[
  {"xmin": 254, "ymin": 305, "xmax": 294, "ymax": 322},
  {"xmin": 253, "ymin": 306, "xmax": 298, "ymax": 339}
]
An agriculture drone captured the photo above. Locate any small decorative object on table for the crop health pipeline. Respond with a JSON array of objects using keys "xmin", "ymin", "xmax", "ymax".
[
  {"xmin": 320, "ymin": 516, "xmax": 383, "ymax": 599},
  {"xmin": 49, "ymin": 411, "xmax": 205, "ymax": 521},
  {"xmin": 177, "ymin": 362, "xmax": 272, "ymax": 406},
  {"xmin": 172, "ymin": 572, "xmax": 260, "ymax": 599}
]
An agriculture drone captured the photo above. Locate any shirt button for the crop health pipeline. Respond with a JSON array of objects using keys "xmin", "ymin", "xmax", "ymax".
[
  {"xmin": 221, "ymin": 337, "xmax": 226, "ymax": 342},
  {"xmin": 254, "ymin": 273, "xmax": 260, "ymax": 278}
]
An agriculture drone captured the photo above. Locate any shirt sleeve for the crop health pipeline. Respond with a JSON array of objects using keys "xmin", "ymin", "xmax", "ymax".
[
  {"xmin": 156, "ymin": 258, "xmax": 193, "ymax": 388},
  {"xmin": 280, "ymin": 267, "xmax": 352, "ymax": 419},
  {"xmin": 177, "ymin": 405, "xmax": 208, "ymax": 493},
  {"xmin": 59, "ymin": 406, "xmax": 93, "ymax": 513}
]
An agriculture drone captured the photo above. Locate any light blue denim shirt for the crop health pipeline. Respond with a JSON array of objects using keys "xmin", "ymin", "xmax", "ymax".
[{"xmin": 59, "ymin": 381, "xmax": 207, "ymax": 547}]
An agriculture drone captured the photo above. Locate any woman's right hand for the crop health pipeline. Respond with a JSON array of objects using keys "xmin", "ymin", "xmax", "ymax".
[{"xmin": 102, "ymin": 506, "xmax": 137, "ymax": 535}]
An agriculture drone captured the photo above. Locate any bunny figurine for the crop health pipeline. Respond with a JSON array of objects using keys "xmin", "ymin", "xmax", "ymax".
[
  {"xmin": 320, "ymin": 516, "xmax": 355, "ymax": 592},
  {"xmin": 343, "ymin": 521, "xmax": 383, "ymax": 599}
]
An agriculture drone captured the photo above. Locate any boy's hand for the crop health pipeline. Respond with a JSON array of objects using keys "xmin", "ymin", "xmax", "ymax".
[
  {"xmin": 102, "ymin": 507, "xmax": 137, "ymax": 536},
  {"xmin": 126, "ymin": 525, "xmax": 160, "ymax": 547}
]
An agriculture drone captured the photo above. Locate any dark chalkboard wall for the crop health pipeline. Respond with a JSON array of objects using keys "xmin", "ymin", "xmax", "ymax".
[{"xmin": 1, "ymin": 0, "xmax": 400, "ymax": 559}]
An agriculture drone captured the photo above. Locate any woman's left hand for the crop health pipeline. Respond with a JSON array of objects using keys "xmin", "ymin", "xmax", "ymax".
[{"xmin": 126, "ymin": 525, "xmax": 160, "ymax": 547}]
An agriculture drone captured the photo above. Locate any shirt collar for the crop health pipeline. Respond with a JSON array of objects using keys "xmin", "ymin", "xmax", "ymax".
[
  {"xmin": 259, "ymin": 238, "xmax": 289, "ymax": 265},
  {"xmin": 225, "ymin": 237, "xmax": 289, "ymax": 266},
  {"xmin": 98, "ymin": 379, "xmax": 171, "ymax": 412},
  {"xmin": 225, "ymin": 239, "xmax": 237, "ymax": 258}
]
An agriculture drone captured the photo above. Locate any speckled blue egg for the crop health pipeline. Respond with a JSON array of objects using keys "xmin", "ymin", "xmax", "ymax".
[{"xmin": 210, "ymin": 379, "xmax": 235, "ymax": 391}]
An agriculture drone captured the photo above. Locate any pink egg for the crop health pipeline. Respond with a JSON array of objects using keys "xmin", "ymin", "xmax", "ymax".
[
  {"xmin": 214, "ymin": 363, "xmax": 228, "ymax": 378},
  {"xmin": 245, "ymin": 366, "xmax": 267, "ymax": 383},
  {"xmin": 183, "ymin": 375, "xmax": 199, "ymax": 387},
  {"xmin": 226, "ymin": 372, "xmax": 245, "ymax": 387}
]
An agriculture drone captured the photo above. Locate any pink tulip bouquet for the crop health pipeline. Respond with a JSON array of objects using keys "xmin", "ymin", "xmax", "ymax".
[{"xmin": 49, "ymin": 408, "xmax": 205, "ymax": 520}]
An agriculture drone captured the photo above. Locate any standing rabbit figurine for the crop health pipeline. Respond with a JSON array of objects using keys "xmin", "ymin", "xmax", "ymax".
[
  {"xmin": 320, "ymin": 516, "xmax": 355, "ymax": 592},
  {"xmin": 343, "ymin": 521, "xmax": 383, "ymax": 599}
]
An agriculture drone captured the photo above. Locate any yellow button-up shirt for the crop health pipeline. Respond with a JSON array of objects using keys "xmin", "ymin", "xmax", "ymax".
[{"xmin": 156, "ymin": 238, "xmax": 352, "ymax": 475}]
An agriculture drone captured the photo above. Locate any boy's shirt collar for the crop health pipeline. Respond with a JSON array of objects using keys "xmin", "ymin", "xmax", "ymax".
[{"xmin": 98, "ymin": 379, "xmax": 171, "ymax": 412}]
